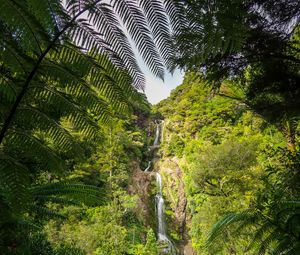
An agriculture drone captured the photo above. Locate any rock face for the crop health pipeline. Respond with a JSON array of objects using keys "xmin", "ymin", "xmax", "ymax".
[
  {"xmin": 127, "ymin": 161, "xmax": 156, "ymax": 224},
  {"xmin": 157, "ymin": 157, "xmax": 196, "ymax": 255},
  {"xmin": 127, "ymin": 121, "xmax": 196, "ymax": 254}
]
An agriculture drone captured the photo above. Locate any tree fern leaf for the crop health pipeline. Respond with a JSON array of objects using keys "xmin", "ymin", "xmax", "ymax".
[
  {"xmin": 87, "ymin": 2, "xmax": 145, "ymax": 88},
  {"xmin": 17, "ymin": 105, "xmax": 75, "ymax": 150},
  {"xmin": 0, "ymin": 0, "xmax": 49, "ymax": 51},
  {"xmin": 0, "ymin": 155, "xmax": 30, "ymax": 213},
  {"xmin": 30, "ymin": 205, "xmax": 65, "ymax": 219},
  {"xmin": 19, "ymin": 218, "xmax": 40, "ymax": 231},
  {"xmin": 247, "ymin": 222, "xmax": 274, "ymax": 251},
  {"xmin": 4, "ymin": 130, "xmax": 65, "ymax": 172},
  {"xmin": 31, "ymin": 182, "xmax": 105, "ymax": 206},
  {"xmin": 206, "ymin": 209, "xmax": 258, "ymax": 247},
  {"xmin": 272, "ymin": 237, "xmax": 294, "ymax": 255},
  {"xmin": 0, "ymin": 75, "xmax": 17, "ymax": 103},
  {"xmin": 284, "ymin": 244, "xmax": 300, "ymax": 255},
  {"xmin": 111, "ymin": 0, "xmax": 165, "ymax": 79},
  {"xmin": 138, "ymin": 0, "xmax": 173, "ymax": 68},
  {"xmin": 163, "ymin": 0, "xmax": 186, "ymax": 34},
  {"xmin": 27, "ymin": 0, "xmax": 60, "ymax": 34},
  {"xmin": 258, "ymin": 229, "xmax": 282, "ymax": 255},
  {"xmin": 34, "ymin": 195, "xmax": 80, "ymax": 206}
]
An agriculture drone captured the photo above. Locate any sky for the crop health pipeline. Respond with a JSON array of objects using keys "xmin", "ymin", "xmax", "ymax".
[
  {"xmin": 73, "ymin": 4, "xmax": 184, "ymax": 105},
  {"xmin": 135, "ymin": 54, "xmax": 184, "ymax": 105},
  {"xmin": 143, "ymin": 68, "xmax": 184, "ymax": 105}
]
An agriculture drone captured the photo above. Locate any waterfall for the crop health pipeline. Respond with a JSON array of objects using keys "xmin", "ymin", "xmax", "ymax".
[
  {"xmin": 156, "ymin": 173, "xmax": 165, "ymax": 238},
  {"xmin": 153, "ymin": 121, "xmax": 176, "ymax": 254},
  {"xmin": 144, "ymin": 121, "xmax": 176, "ymax": 253},
  {"xmin": 153, "ymin": 122, "xmax": 160, "ymax": 146},
  {"xmin": 144, "ymin": 161, "xmax": 151, "ymax": 172},
  {"xmin": 155, "ymin": 172, "xmax": 176, "ymax": 254},
  {"xmin": 144, "ymin": 121, "xmax": 160, "ymax": 172}
]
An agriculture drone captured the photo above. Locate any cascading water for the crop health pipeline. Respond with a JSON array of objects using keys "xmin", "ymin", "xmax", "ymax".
[
  {"xmin": 156, "ymin": 173, "xmax": 166, "ymax": 239},
  {"xmin": 152, "ymin": 121, "xmax": 176, "ymax": 254},
  {"xmin": 156, "ymin": 172, "xmax": 176, "ymax": 254},
  {"xmin": 144, "ymin": 121, "xmax": 160, "ymax": 172},
  {"xmin": 144, "ymin": 161, "xmax": 151, "ymax": 172},
  {"xmin": 161, "ymin": 120, "xmax": 164, "ymax": 144},
  {"xmin": 153, "ymin": 121, "xmax": 160, "ymax": 146},
  {"xmin": 143, "ymin": 121, "xmax": 176, "ymax": 253}
]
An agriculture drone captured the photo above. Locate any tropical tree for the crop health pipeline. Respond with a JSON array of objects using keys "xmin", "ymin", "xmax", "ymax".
[
  {"xmin": 173, "ymin": 0, "xmax": 300, "ymax": 142},
  {"xmin": 207, "ymin": 201, "xmax": 300, "ymax": 254},
  {"xmin": 174, "ymin": 0, "xmax": 300, "ymax": 83},
  {"xmin": 0, "ymin": 0, "xmax": 182, "ymax": 253}
]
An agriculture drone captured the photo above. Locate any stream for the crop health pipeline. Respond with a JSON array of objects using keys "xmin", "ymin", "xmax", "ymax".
[{"xmin": 145, "ymin": 121, "xmax": 176, "ymax": 255}]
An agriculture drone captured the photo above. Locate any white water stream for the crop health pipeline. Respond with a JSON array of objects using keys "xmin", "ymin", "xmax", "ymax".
[
  {"xmin": 153, "ymin": 121, "xmax": 160, "ymax": 146},
  {"xmin": 144, "ymin": 161, "xmax": 151, "ymax": 172},
  {"xmin": 156, "ymin": 173, "xmax": 176, "ymax": 254},
  {"xmin": 151, "ymin": 121, "xmax": 177, "ymax": 254},
  {"xmin": 144, "ymin": 122, "xmax": 160, "ymax": 172}
]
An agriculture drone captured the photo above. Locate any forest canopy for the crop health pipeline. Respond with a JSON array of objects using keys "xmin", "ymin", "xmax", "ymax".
[{"xmin": 0, "ymin": 0, "xmax": 299, "ymax": 255}]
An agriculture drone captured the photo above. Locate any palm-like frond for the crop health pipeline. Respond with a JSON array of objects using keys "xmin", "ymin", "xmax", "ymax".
[
  {"xmin": 206, "ymin": 201, "xmax": 300, "ymax": 254},
  {"xmin": 0, "ymin": 0, "xmax": 182, "ymax": 250},
  {"xmin": 173, "ymin": 0, "xmax": 300, "ymax": 84},
  {"xmin": 0, "ymin": 154, "xmax": 30, "ymax": 213},
  {"xmin": 0, "ymin": 179, "xmax": 104, "ymax": 254},
  {"xmin": 0, "ymin": 0, "xmax": 181, "ymax": 199},
  {"xmin": 40, "ymin": 181, "xmax": 104, "ymax": 214},
  {"xmin": 174, "ymin": 1, "xmax": 247, "ymax": 71}
]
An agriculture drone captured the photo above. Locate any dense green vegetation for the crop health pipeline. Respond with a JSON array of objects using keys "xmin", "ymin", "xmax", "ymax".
[
  {"xmin": 41, "ymin": 110, "xmax": 159, "ymax": 255},
  {"xmin": 0, "ymin": 0, "xmax": 299, "ymax": 254},
  {"xmin": 155, "ymin": 72, "xmax": 300, "ymax": 254},
  {"xmin": 0, "ymin": 0, "xmax": 173, "ymax": 253}
]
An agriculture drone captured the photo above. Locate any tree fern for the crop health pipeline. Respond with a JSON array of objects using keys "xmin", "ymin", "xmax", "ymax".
[
  {"xmin": 0, "ymin": 0, "xmax": 181, "ymax": 178},
  {"xmin": 207, "ymin": 201, "xmax": 300, "ymax": 254},
  {"xmin": 0, "ymin": 179, "xmax": 104, "ymax": 254},
  {"xmin": 0, "ymin": 1, "xmax": 183, "ymax": 252},
  {"xmin": 173, "ymin": 0, "xmax": 300, "ymax": 84}
]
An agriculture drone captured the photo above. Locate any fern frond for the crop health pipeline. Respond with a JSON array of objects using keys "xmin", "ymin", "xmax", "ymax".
[
  {"xmin": 258, "ymin": 229, "xmax": 281, "ymax": 255},
  {"xmin": 0, "ymin": 69, "xmax": 17, "ymax": 103},
  {"xmin": 18, "ymin": 105, "xmax": 74, "ymax": 148},
  {"xmin": 247, "ymin": 222, "xmax": 274, "ymax": 251},
  {"xmin": 31, "ymin": 182, "xmax": 105, "ymax": 206},
  {"xmin": 0, "ymin": 0, "xmax": 52, "ymax": 52},
  {"xmin": 0, "ymin": 154, "xmax": 30, "ymax": 213},
  {"xmin": 206, "ymin": 209, "xmax": 258, "ymax": 246},
  {"xmin": 30, "ymin": 205, "xmax": 65, "ymax": 219},
  {"xmin": 5, "ymin": 134, "xmax": 64, "ymax": 174},
  {"xmin": 87, "ymin": 3, "xmax": 145, "ymax": 89},
  {"xmin": 272, "ymin": 238, "xmax": 294, "ymax": 255},
  {"xmin": 19, "ymin": 218, "xmax": 40, "ymax": 231},
  {"xmin": 163, "ymin": 0, "xmax": 186, "ymax": 35},
  {"xmin": 34, "ymin": 195, "xmax": 79, "ymax": 206},
  {"xmin": 138, "ymin": 0, "xmax": 173, "ymax": 69},
  {"xmin": 207, "ymin": 201, "xmax": 300, "ymax": 254},
  {"xmin": 111, "ymin": 0, "xmax": 165, "ymax": 79},
  {"xmin": 285, "ymin": 245, "xmax": 300, "ymax": 255}
]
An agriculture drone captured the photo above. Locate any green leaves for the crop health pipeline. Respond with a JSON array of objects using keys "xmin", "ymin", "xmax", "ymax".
[
  {"xmin": 31, "ymin": 181, "xmax": 105, "ymax": 207},
  {"xmin": 0, "ymin": 1, "xmax": 177, "ymax": 251},
  {"xmin": 0, "ymin": 154, "xmax": 30, "ymax": 213},
  {"xmin": 206, "ymin": 201, "xmax": 300, "ymax": 255}
]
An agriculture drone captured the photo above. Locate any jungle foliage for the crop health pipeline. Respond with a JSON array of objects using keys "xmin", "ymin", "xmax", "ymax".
[
  {"xmin": 155, "ymin": 72, "xmax": 300, "ymax": 255},
  {"xmin": 0, "ymin": 0, "xmax": 299, "ymax": 254},
  {"xmin": 173, "ymin": 0, "xmax": 300, "ymax": 140},
  {"xmin": 0, "ymin": 0, "xmax": 169, "ymax": 253}
]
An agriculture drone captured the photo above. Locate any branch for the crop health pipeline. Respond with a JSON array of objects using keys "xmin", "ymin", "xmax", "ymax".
[{"xmin": 0, "ymin": 1, "xmax": 102, "ymax": 144}]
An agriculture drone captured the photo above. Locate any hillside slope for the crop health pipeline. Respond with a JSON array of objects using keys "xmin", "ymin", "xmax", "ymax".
[{"xmin": 154, "ymin": 72, "xmax": 291, "ymax": 255}]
